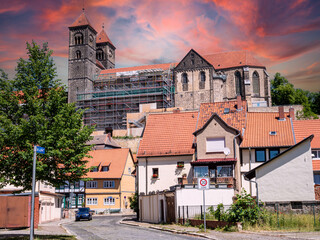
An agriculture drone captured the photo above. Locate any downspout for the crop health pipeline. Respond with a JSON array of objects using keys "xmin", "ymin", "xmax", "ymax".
[
  {"xmin": 248, "ymin": 178, "xmax": 258, "ymax": 205},
  {"xmin": 233, "ymin": 131, "xmax": 241, "ymax": 191},
  {"xmin": 145, "ymin": 158, "xmax": 148, "ymax": 195},
  {"xmin": 249, "ymin": 147, "xmax": 252, "ymax": 195}
]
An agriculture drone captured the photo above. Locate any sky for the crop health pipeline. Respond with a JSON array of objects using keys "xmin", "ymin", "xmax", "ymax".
[{"xmin": 0, "ymin": 0, "xmax": 319, "ymax": 91}]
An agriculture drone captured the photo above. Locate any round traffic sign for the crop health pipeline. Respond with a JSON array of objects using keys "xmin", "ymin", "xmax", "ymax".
[{"xmin": 200, "ymin": 178, "xmax": 207, "ymax": 186}]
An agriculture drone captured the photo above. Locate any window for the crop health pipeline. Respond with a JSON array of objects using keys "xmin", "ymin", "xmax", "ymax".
[
  {"xmin": 182, "ymin": 73, "xmax": 188, "ymax": 84},
  {"xmin": 206, "ymin": 137, "xmax": 225, "ymax": 153},
  {"xmin": 128, "ymin": 167, "xmax": 131, "ymax": 174},
  {"xmin": 269, "ymin": 131, "xmax": 277, "ymax": 136},
  {"xmin": 86, "ymin": 181, "xmax": 97, "ymax": 188},
  {"xmin": 217, "ymin": 166, "xmax": 233, "ymax": 177},
  {"xmin": 104, "ymin": 197, "xmax": 115, "ymax": 205},
  {"xmin": 87, "ymin": 198, "xmax": 97, "ymax": 205},
  {"xmin": 252, "ymin": 71, "xmax": 260, "ymax": 96},
  {"xmin": 200, "ymin": 71, "xmax": 206, "ymax": 82},
  {"xmin": 96, "ymin": 49, "xmax": 104, "ymax": 60},
  {"xmin": 312, "ymin": 150, "xmax": 320, "ymax": 159},
  {"xmin": 103, "ymin": 181, "xmax": 115, "ymax": 188},
  {"xmin": 314, "ymin": 173, "xmax": 320, "ymax": 184},
  {"xmin": 74, "ymin": 33, "xmax": 83, "ymax": 45},
  {"xmin": 269, "ymin": 148, "xmax": 280, "ymax": 159},
  {"xmin": 194, "ymin": 166, "xmax": 209, "ymax": 178},
  {"xmin": 91, "ymin": 166, "xmax": 98, "ymax": 172},
  {"xmin": 255, "ymin": 149, "xmax": 266, "ymax": 162},
  {"xmin": 76, "ymin": 50, "xmax": 81, "ymax": 59},
  {"xmin": 235, "ymin": 71, "xmax": 242, "ymax": 96},
  {"xmin": 101, "ymin": 166, "xmax": 109, "ymax": 172},
  {"xmin": 224, "ymin": 108, "xmax": 230, "ymax": 114},
  {"xmin": 152, "ymin": 168, "xmax": 159, "ymax": 178}
]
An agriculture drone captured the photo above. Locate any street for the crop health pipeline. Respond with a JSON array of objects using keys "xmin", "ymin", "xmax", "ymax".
[{"xmin": 63, "ymin": 215, "xmax": 202, "ymax": 240}]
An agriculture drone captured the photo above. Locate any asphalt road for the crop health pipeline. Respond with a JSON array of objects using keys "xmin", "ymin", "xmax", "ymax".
[{"xmin": 63, "ymin": 215, "xmax": 202, "ymax": 240}]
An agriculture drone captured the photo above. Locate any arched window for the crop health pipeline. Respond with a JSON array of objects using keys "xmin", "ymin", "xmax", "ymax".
[
  {"xmin": 74, "ymin": 33, "xmax": 83, "ymax": 45},
  {"xmin": 235, "ymin": 71, "xmax": 242, "ymax": 96},
  {"xmin": 182, "ymin": 73, "xmax": 188, "ymax": 91},
  {"xmin": 96, "ymin": 49, "xmax": 104, "ymax": 61},
  {"xmin": 199, "ymin": 71, "xmax": 206, "ymax": 89},
  {"xmin": 182, "ymin": 73, "xmax": 188, "ymax": 84},
  {"xmin": 252, "ymin": 71, "xmax": 260, "ymax": 96},
  {"xmin": 76, "ymin": 50, "xmax": 81, "ymax": 59}
]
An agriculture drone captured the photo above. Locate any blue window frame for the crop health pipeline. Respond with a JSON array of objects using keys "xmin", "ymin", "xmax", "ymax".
[
  {"xmin": 314, "ymin": 173, "xmax": 320, "ymax": 185},
  {"xmin": 269, "ymin": 148, "xmax": 280, "ymax": 160},
  {"xmin": 255, "ymin": 149, "xmax": 266, "ymax": 162}
]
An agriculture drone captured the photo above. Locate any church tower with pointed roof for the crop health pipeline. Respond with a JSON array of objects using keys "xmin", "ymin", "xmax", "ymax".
[{"xmin": 96, "ymin": 26, "xmax": 116, "ymax": 69}]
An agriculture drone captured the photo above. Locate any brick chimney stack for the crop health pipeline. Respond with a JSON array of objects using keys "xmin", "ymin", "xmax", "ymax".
[
  {"xmin": 278, "ymin": 106, "xmax": 285, "ymax": 120},
  {"xmin": 237, "ymin": 95, "xmax": 242, "ymax": 110},
  {"xmin": 173, "ymin": 108, "xmax": 180, "ymax": 114},
  {"xmin": 289, "ymin": 107, "xmax": 295, "ymax": 120}
]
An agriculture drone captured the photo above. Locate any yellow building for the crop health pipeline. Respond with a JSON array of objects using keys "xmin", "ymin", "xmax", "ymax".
[{"xmin": 84, "ymin": 148, "xmax": 135, "ymax": 213}]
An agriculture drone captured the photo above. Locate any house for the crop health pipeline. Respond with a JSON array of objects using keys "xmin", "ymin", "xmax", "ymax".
[
  {"xmin": 244, "ymin": 135, "xmax": 315, "ymax": 205},
  {"xmin": 87, "ymin": 132, "xmax": 121, "ymax": 150},
  {"xmin": 292, "ymin": 119, "xmax": 320, "ymax": 199},
  {"xmin": 240, "ymin": 106, "xmax": 295, "ymax": 195},
  {"xmin": 84, "ymin": 148, "xmax": 135, "ymax": 213}
]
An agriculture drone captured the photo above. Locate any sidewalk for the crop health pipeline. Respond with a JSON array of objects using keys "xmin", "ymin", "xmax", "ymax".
[
  {"xmin": 120, "ymin": 217, "xmax": 320, "ymax": 240},
  {"xmin": 0, "ymin": 218, "xmax": 73, "ymax": 239}
]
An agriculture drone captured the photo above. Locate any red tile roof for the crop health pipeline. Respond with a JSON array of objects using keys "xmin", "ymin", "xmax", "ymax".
[
  {"xmin": 293, "ymin": 119, "xmax": 320, "ymax": 149},
  {"xmin": 313, "ymin": 160, "xmax": 320, "ymax": 171},
  {"xmin": 69, "ymin": 12, "xmax": 95, "ymax": 29},
  {"xmin": 99, "ymin": 63, "xmax": 177, "ymax": 75},
  {"xmin": 241, "ymin": 112, "xmax": 295, "ymax": 148},
  {"xmin": 96, "ymin": 60, "xmax": 105, "ymax": 70},
  {"xmin": 191, "ymin": 158, "xmax": 236, "ymax": 165},
  {"xmin": 137, "ymin": 111, "xmax": 198, "ymax": 157},
  {"xmin": 84, "ymin": 148, "xmax": 131, "ymax": 179},
  {"xmin": 197, "ymin": 101, "xmax": 247, "ymax": 132},
  {"xmin": 96, "ymin": 29, "xmax": 115, "ymax": 48},
  {"xmin": 203, "ymin": 51, "xmax": 264, "ymax": 70}
]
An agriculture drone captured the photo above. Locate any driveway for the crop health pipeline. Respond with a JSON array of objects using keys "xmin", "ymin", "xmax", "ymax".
[{"xmin": 63, "ymin": 215, "xmax": 201, "ymax": 240}]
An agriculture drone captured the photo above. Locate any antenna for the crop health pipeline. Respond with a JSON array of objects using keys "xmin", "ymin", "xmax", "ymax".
[
  {"xmin": 223, "ymin": 147, "xmax": 230, "ymax": 156},
  {"xmin": 102, "ymin": 23, "xmax": 104, "ymax": 29},
  {"xmin": 82, "ymin": 0, "xmax": 85, "ymax": 11}
]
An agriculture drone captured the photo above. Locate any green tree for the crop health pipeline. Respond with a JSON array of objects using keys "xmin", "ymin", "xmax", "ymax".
[
  {"xmin": 129, "ymin": 192, "xmax": 139, "ymax": 214},
  {"xmin": 271, "ymin": 73, "xmax": 295, "ymax": 106},
  {"xmin": 0, "ymin": 41, "xmax": 94, "ymax": 191}
]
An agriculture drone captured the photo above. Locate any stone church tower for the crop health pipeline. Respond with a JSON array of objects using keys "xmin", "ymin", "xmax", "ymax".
[{"xmin": 68, "ymin": 11, "xmax": 116, "ymax": 103}]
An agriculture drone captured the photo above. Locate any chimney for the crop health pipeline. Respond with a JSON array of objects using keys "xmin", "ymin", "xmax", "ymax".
[
  {"xmin": 289, "ymin": 107, "xmax": 295, "ymax": 120},
  {"xmin": 237, "ymin": 95, "xmax": 242, "ymax": 110},
  {"xmin": 278, "ymin": 106, "xmax": 285, "ymax": 120},
  {"xmin": 173, "ymin": 108, "xmax": 180, "ymax": 114}
]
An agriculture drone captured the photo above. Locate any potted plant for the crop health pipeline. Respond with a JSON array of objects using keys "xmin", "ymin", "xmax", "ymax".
[
  {"xmin": 152, "ymin": 174, "xmax": 158, "ymax": 178},
  {"xmin": 177, "ymin": 162, "xmax": 184, "ymax": 168}
]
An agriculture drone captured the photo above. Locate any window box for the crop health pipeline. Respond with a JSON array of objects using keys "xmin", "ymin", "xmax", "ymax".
[
  {"xmin": 152, "ymin": 174, "xmax": 158, "ymax": 178},
  {"xmin": 177, "ymin": 162, "xmax": 184, "ymax": 168}
]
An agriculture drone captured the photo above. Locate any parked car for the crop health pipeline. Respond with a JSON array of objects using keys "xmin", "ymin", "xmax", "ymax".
[{"xmin": 75, "ymin": 207, "xmax": 92, "ymax": 221}]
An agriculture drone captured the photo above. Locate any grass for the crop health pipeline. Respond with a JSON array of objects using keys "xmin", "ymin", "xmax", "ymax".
[{"xmin": 1, "ymin": 235, "xmax": 76, "ymax": 240}]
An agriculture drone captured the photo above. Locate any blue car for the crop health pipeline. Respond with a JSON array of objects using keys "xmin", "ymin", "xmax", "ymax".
[{"xmin": 75, "ymin": 207, "xmax": 93, "ymax": 221}]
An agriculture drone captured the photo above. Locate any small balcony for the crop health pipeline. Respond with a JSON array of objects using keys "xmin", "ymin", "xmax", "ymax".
[{"xmin": 174, "ymin": 177, "xmax": 235, "ymax": 190}]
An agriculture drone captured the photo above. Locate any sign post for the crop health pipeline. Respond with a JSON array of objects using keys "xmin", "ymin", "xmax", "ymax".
[
  {"xmin": 30, "ymin": 146, "xmax": 45, "ymax": 240},
  {"xmin": 198, "ymin": 177, "xmax": 209, "ymax": 232}
]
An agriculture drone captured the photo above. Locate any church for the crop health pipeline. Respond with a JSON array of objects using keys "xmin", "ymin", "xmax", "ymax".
[{"xmin": 68, "ymin": 11, "xmax": 271, "ymax": 130}]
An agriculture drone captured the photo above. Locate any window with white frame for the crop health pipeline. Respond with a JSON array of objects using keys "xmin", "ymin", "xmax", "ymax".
[
  {"xmin": 206, "ymin": 137, "xmax": 225, "ymax": 153},
  {"xmin": 103, "ymin": 181, "xmax": 115, "ymax": 188},
  {"xmin": 104, "ymin": 197, "xmax": 115, "ymax": 205},
  {"xmin": 312, "ymin": 150, "xmax": 320, "ymax": 159},
  {"xmin": 87, "ymin": 198, "xmax": 97, "ymax": 205},
  {"xmin": 86, "ymin": 181, "xmax": 97, "ymax": 188}
]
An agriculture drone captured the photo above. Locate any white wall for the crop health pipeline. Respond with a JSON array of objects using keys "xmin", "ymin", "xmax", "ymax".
[
  {"xmin": 139, "ymin": 194, "xmax": 166, "ymax": 223},
  {"xmin": 176, "ymin": 188, "xmax": 234, "ymax": 207},
  {"xmin": 138, "ymin": 155, "xmax": 193, "ymax": 194},
  {"xmin": 256, "ymin": 139, "xmax": 315, "ymax": 202}
]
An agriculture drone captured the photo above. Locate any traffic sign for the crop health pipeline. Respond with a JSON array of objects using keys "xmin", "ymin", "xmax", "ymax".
[
  {"xmin": 36, "ymin": 146, "xmax": 45, "ymax": 154},
  {"xmin": 198, "ymin": 177, "xmax": 209, "ymax": 190}
]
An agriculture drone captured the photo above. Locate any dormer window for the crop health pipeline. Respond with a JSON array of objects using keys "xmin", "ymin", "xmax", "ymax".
[
  {"xmin": 101, "ymin": 166, "xmax": 109, "ymax": 172},
  {"xmin": 269, "ymin": 131, "xmax": 277, "ymax": 136},
  {"xmin": 224, "ymin": 108, "xmax": 230, "ymax": 114},
  {"xmin": 91, "ymin": 166, "xmax": 98, "ymax": 172}
]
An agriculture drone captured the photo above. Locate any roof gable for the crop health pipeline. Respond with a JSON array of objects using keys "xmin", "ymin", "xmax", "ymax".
[
  {"xmin": 293, "ymin": 119, "xmax": 320, "ymax": 149},
  {"xmin": 138, "ymin": 111, "xmax": 198, "ymax": 157},
  {"xmin": 175, "ymin": 49, "xmax": 213, "ymax": 71},
  {"xmin": 96, "ymin": 29, "xmax": 115, "ymax": 49},
  {"xmin": 69, "ymin": 12, "xmax": 94, "ymax": 29}
]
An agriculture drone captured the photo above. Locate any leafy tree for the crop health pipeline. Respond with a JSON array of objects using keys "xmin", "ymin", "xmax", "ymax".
[
  {"xmin": 129, "ymin": 192, "xmax": 139, "ymax": 214},
  {"xmin": 0, "ymin": 41, "xmax": 94, "ymax": 191}
]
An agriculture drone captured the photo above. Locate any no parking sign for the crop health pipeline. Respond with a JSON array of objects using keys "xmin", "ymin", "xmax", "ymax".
[{"xmin": 198, "ymin": 177, "xmax": 209, "ymax": 190}]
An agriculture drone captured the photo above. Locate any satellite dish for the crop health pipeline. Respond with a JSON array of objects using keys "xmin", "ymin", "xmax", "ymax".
[{"xmin": 223, "ymin": 147, "xmax": 230, "ymax": 156}]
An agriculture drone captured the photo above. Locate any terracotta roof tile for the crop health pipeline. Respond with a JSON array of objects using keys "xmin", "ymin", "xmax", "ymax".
[
  {"xmin": 293, "ymin": 119, "xmax": 320, "ymax": 148},
  {"xmin": 191, "ymin": 158, "xmax": 236, "ymax": 165},
  {"xmin": 137, "ymin": 111, "xmax": 198, "ymax": 157},
  {"xmin": 203, "ymin": 51, "xmax": 264, "ymax": 70},
  {"xmin": 241, "ymin": 112, "xmax": 295, "ymax": 148},
  {"xmin": 96, "ymin": 29, "xmax": 114, "ymax": 48},
  {"xmin": 86, "ymin": 134, "xmax": 120, "ymax": 148},
  {"xmin": 99, "ymin": 63, "xmax": 177, "ymax": 75},
  {"xmin": 313, "ymin": 160, "xmax": 320, "ymax": 171},
  {"xmin": 96, "ymin": 60, "xmax": 105, "ymax": 70},
  {"xmin": 197, "ymin": 101, "xmax": 247, "ymax": 132},
  {"xmin": 69, "ymin": 12, "xmax": 94, "ymax": 29},
  {"xmin": 84, "ymin": 148, "xmax": 130, "ymax": 179}
]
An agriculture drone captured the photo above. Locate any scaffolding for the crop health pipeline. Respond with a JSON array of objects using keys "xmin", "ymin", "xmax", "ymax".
[{"xmin": 76, "ymin": 65, "xmax": 175, "ymax": 130}]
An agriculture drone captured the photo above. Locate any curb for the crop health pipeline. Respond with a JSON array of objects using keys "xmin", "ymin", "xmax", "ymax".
[{"xmin": 119, "ymin": 220, "xmax": 217, "ymax": 240}]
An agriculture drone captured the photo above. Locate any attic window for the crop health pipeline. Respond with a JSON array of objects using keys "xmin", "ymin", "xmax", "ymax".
[
  {"xmin": 91, "ymin": 167, "xmax": 98, "ymax": 172},
  {"xmin": 224, "ymin": 108, "xmax": 230, "ymax": 114},
  {"xmin": 269, "ymin": 131, "xmax": 277, "ymax": 136},
  {"xmin": 101, "ymin": 166, "xmax": 109, "ymax": 172},
  {"xmin": 191, "ymin": 53, "xmax": 194, "ymax": 58}
]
